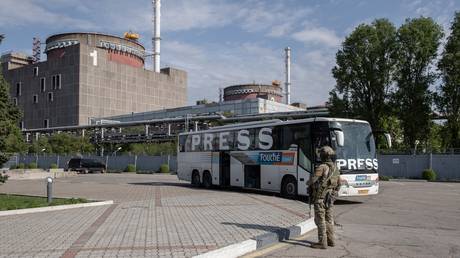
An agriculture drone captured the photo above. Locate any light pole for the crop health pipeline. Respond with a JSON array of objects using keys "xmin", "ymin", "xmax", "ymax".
[{"xmin": 113, "ymin": 147, "xmax": 122, "ymax": 156}]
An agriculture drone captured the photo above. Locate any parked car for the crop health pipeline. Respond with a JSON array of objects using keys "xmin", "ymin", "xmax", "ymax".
[{"xmin": 67, "ymin": 158, "xmax": 106, "ymax": 174}]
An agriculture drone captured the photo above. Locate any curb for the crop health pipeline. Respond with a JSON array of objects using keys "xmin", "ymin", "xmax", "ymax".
[
  {"xmin": 0, "ymin": 200, "xmax": 114, "ymax": 217},
  {"xmin": 194, "ymin": 218, "xmax": 316, "ymax": 258}
]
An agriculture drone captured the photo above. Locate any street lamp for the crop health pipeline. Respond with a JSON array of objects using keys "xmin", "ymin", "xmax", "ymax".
[{"xmin": 113, "ymin": 147, "xmax": 122, "ymax": 156}]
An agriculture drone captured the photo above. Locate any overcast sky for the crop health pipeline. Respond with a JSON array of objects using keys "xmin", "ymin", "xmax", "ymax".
[{"xmin": 0, "ymin": 0, "xmax": 458, "ymax": 106}]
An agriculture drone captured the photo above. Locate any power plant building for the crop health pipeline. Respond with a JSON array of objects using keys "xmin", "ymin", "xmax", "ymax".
[{"xmin": 1, "ymin": 32, "xmax": 187, "ymax": 129}]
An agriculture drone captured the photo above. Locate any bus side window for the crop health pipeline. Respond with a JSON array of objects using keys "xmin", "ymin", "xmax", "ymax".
[{"xmin": 179, "ymin": 135, "xmax": 186, "ymax": 152}]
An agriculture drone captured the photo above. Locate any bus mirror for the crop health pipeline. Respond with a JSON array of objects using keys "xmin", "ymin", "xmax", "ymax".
[
  {"xmin": 335, "ymin": 130, "xmax": 344, "ymax": 147},
  {"xmin": 384, "ymin": 133, "xmax": 392, "ymax": 148}
]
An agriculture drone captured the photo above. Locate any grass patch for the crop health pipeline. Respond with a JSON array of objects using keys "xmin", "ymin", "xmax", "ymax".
[{"xmin": 0, "ymin": 194, "xmax": 88, "ymax": 211}]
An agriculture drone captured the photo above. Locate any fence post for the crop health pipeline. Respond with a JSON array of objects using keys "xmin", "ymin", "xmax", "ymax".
[
  {"xmin": 57, "ymin": 155, "xmax": 60, "ymax": 168},
  {"xmin": 134, "ymin": 155, "xmax": 138, "ymax": 170},
  {"xmin": 429, "ymin": 152, "xmax": 432, "ymax": 170},
  {"xmin": 105, "ymin": 155, "xmax": 109, "ymax": 171}
]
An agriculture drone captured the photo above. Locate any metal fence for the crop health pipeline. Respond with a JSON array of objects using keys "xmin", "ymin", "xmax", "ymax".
[
  {"xmin": 3, "ymin": 154, "xmax": 177, "ymax": 172},
  {"xmin": 378, "ymin": 154, "xmax": 460, "ymax": 180},
  {"xmin": 4, "ymin": 153, "xmax": 459, "ymax": 180}
]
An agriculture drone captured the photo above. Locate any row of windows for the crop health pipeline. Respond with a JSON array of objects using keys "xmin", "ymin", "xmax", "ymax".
[
  {"xmin": 179, "ymin": 124, "xmax": 313, "ymax": 158},
  {"xmin": 12, "ymin": 92, "xmax": 54, "ymax": 106},
  {"xmin": 15, "ymin": 74, "xmax": 62, "ymax": 97}
]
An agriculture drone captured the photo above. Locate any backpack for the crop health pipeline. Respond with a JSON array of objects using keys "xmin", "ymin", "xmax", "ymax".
[{"xmin": 316, "ymin": 162, "xmax": 340, "ymax": 201}]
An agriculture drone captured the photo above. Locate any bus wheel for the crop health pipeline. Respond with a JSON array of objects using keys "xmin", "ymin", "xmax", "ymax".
[
  {"xmin": 191, "ymin": 171, "xmax": 201, "ymax": 187},
  {"xmin": 281, "ymin": 176, "xmax": 297, "ymax": 198},
  {"xmin": 202, "ymin": 171, "xmax": 212, "ymax": 189}
]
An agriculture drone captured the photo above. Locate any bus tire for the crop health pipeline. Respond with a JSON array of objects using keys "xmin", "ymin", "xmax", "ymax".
[
  {"xmin": 191, "ymin": 170, "xmax": 201, "ymax": 187},
  {"xmin": 202, "ymin": 171, "xmax": 212, "ymax": 189},
  {"xmin": 281, "ymin": 176, "xmax": 297, "ymax": 198}
]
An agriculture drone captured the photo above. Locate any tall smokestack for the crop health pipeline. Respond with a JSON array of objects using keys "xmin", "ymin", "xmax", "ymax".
[
  {"xmin": 153, "ymin": 0, "xmax": 161, "ymax": 73},
  {"xmin": 284, "ymin": 47, "xmax": 291, "ymax": 105}
]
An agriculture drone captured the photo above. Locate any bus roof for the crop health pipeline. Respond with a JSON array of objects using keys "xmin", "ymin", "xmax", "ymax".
[{"xmin": 179, "ymin": 117, "xmax": 370, "ymax": 136}]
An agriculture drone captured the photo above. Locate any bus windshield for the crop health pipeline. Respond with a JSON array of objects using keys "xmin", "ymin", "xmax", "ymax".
[{"xmin": 335, "ymin": 122, "xmax": 376, "ymax": 172}]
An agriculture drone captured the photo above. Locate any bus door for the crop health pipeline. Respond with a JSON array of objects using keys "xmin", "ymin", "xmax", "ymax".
[
  {"xmin": 220, "ymin": 152, "xmax": 231, "ymax": 186},
  {"xmin": 244, "ymin": 165, "xmax": 261, "ymax": 189}
]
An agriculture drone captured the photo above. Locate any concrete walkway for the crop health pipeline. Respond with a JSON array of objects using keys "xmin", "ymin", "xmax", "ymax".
[{"xmin": 0, "ymin": 174, "xmax": 310, "ymax": 258}]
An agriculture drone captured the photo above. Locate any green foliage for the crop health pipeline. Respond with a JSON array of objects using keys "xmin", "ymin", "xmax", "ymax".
[
  {"xmin": 17, "ymin": 163, "xmax": 25, "ymax": 169},
  {"xmin": 29, "ymin": 134, "xmax": 94, "ymax": 154},
  {"xmin": 50, "ymin": 163, "xmax": 58, "ymax": 169},
  {"xmin": 379, "ymin": 175, "xmax": 393, "ymax": 181},
  {"xmin": 380, "ymin": 116, "xmax": 405, "ymax": 150},
  {"xmin": 394, "ymin": 17, "xmax": 443, "ymax": 148},
  {"xmin": 125, "ymin": 164, "xmax": 136, "ymax": 172},
  {"xmin": 159, "ymin": 163, "xmax": 170, "ymax": 173},
  {"xmin": 422, "ymin": 169, "xmax": 437, "ymax": 181},
  {"xmin": 0, "ymin": 34, "xmax": 24, "ymax": 166},
  {"xmin": 0, "ymin": 194, "xmax": 88, "ymax": 210},
  {"xmin": 9, "ymin": 164, "xmax": 16, "ymax": 170},
  {"xmin": 436, "ymin": 12, "xmax": 460, "ymax": 148},
  {"xmin": 329, "ymin": 19, "xmax": 397, "ymax": 130},
  {"xmin": 125, "ymin": 142, "xmax": 176, "ymax": 156},
  {"xmin": 27, "ymin": 162, "xmax": 37, "ymax": 169},
  {"xmin": 0, "ymin": 173, "xmax": 8, "ymax": 184}
]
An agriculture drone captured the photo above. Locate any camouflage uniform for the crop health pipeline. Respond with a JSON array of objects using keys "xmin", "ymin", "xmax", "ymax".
[{"xmin": 308, "ymin": 146, "xmax": 340, "ymax": 249}]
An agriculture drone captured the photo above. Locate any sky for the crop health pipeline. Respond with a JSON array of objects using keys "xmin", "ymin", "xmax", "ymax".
[{"xmin": 0, "ymin": 0, "xmax": 459, "ymax": 106}]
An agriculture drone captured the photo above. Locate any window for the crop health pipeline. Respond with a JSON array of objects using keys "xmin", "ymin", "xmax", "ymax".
[
  {"xmin": 40, "ymin": 77, "xmax": 46, "ymax": 92},
  {"xmin": 12, "ymin": 97, "xmax": 18, "ymax": 106},
  {"xmin": 44, "ymin": 119, "xmax": 49, "ymax": 128},
  {"xmin": 52, "ymin": 75, "xmax": 56, "ymax": 89},
  {"xmin": 16, "ymin": 82, "xmax": 22, "ymax": 96},
  {"xmin": 57, "ymin": 74, "xmax": 61, "ymax": 89},
  {"xmin": 48, "ymin": 92, "xmax": 53, "ymax": 102},
  {"xmin": 52, "ymin": 74, "xmax": 62, "ymax": 89},
  {"xmin": 33, "ymin": 95, "xmax": 38, "ymax": 103},
  {"xmin": 33, "ymin": 67, "xmax": 38, "ymax": 76}
]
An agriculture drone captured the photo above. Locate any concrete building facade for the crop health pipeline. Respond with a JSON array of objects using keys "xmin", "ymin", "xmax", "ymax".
[{"xmin": 1, "ymin": 32, "xmax": 187, "ymax": 129}]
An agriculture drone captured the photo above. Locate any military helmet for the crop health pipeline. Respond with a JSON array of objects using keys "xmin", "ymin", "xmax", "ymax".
[{"xmin": 319, "ymin": 146, "xmax": 335, "ymax": 161}]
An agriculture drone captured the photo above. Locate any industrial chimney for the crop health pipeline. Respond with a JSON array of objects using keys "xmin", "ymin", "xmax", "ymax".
[
  {"xmin": 284, "ymin": 47, "xmax": 291, "ymax": 105},
  {"xmin": 152, "ymin": 0, "xmax": 161, "ymax": 73}
]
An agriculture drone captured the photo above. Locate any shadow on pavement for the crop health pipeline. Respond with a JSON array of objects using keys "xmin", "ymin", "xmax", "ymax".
[
  {"xmin": 221, "ymin": 222, "xmax": 291, "ymax": 239},
  {"xmin": 334, "ymin": 199, "xmax": 363, "ymax": 205}
]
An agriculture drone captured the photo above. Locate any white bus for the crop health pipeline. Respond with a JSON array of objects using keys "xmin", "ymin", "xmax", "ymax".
[{"xmin": 177, "ymin": 117, "xmax": 390, "ymax": 197}]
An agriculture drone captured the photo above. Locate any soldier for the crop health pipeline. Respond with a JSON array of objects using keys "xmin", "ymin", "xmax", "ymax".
[{"xmin": 308, "ymin": 146, "xmax": 341, "ymax": 249}]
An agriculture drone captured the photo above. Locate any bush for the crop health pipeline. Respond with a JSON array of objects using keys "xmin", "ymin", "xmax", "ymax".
[
  {"xmin": 28, "ymin": 162, "xmax": 38, "ymax": 169},
  {"xmin": 422, "ymin": 169, "xmax": 437, "ymax": 181},
  {"xmin": 0, "ymin": 173, "xmax": 8, "ymax": 184},
  {"xmin": 125, "ymin": 164, "xmax": 136, "ymax": 172},
  {"xmin": 9, "ymin": 164, "xmax": 17, "ymax": 170},
  {"xmin": 50, "ymin": 163, "xmax": 58, "ymax": 169},
  {"xmin": 379, "ymin": 175, "xmax": 393, "ymax": 181},
  {"xmin": 159, "ymin": 164, "xmax": 170, "ymax": 173},
  {"xmin": 17, "ymin": 163, "xmax": 25, "ymax": 169}
]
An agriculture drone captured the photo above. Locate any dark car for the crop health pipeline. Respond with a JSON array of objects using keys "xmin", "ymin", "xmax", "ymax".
[{"xmin": 67, "ymin": 158, "xmax": 106, "ymax": 174}]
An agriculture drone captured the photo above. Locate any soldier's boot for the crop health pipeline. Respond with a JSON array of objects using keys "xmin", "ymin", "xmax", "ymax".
[
  {"xmin": 326, "ymin": 229, "xmax": 335, "ymax": 246},
  {"xmin": 311, "ymin": 235, "xmax": 327, "ymax": 249}
]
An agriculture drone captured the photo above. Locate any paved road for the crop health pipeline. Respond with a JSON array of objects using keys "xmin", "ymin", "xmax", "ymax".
[
  {"xmin": 244, "ymin": 181, "xmax": 460, "ymax": 258},
  {"xmin": 0, "ymin": 173, "xmax": 310, "ymax": 258}
]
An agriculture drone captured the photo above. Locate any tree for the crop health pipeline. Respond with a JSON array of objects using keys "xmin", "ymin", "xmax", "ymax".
[
  {"xmin": 436, "ymin": 12, "xmax": 460, "ymax": 148},
  {"xmin": 329, "ymin": 19, "xmax": 397, "ymax": 131},
  {"xmin": 393, "ymin": 17, "xmax": 443, "ymax": 148},
  {"xmin": 0, "ymin": 34, "xmax": 24, "ymax": 166}
]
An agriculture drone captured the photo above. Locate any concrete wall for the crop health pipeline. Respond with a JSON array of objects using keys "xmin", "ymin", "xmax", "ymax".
[
  {"xmin": 3, "ymin": 154, "xmax": 177, "ymax": 173},
  {"xmin": 378, "ymin": 154, "xmax": 460, "ymax": 180},
  {"xmin": 2, "ymin": 46, "xmax": 80, "ymax": 128}
]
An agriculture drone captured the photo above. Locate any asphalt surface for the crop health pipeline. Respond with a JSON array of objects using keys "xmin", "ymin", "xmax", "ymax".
[{"xmin": 243, "ymin": 181, "xmax": 460, "ymax": 258}]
